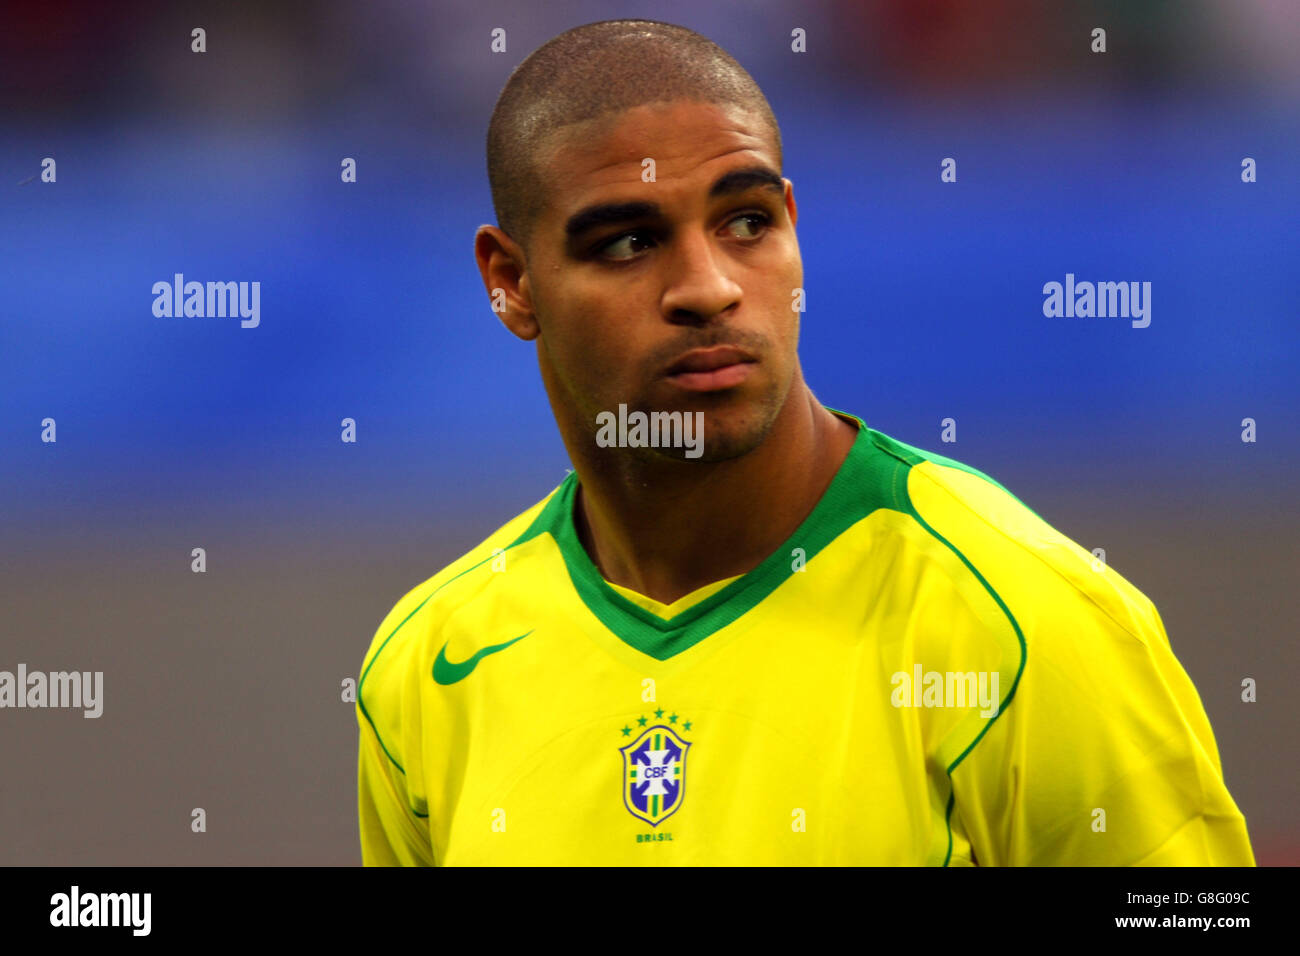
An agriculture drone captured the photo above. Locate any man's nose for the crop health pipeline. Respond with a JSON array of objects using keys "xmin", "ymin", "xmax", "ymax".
[{"xmin": 660, "ymin": 229, "xmax": 743, "ymax": 324}]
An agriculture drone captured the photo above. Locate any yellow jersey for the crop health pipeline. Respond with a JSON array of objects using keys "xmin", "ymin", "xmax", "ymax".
[{"xmin": 356, "ymin": 410, "xmax": 1254, "ymax": 865}]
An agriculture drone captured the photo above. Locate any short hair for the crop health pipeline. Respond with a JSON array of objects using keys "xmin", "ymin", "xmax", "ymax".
[{"xmin": 486, "ymin": 19, "xmax": 783, "ymax": 251}]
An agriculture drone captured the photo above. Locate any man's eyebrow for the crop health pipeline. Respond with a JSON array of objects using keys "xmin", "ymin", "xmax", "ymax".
[
  {"xmin": 565, "ymin": 201, "xmax": 659, "ymax": 239},
  {"xmin": 563, "ymin": 167, "xmax": 785, "ymax": 240},
  {"xmin": 709, "ymin": 166, "xmax": 784, "ymax": 198}
]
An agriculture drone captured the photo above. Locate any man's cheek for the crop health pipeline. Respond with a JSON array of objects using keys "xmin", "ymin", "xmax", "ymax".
[{"xmin": 573, "ymin": 346, "xmax": 625, "ymax": 398}]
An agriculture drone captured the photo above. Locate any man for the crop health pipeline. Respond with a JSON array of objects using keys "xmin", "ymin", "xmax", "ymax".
[{"xmin": 356, "ymin": 19, "xmax": 1254, "ymax": 865}]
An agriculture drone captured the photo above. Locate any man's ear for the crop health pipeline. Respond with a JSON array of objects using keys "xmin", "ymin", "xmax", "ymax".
[
  {"xmin": 783, "ymin": 178, "xmax": 797, "ymax": 229},
  {"xmin": 475, "ymin": 225, "xmax": 540, "ymax": 341}
]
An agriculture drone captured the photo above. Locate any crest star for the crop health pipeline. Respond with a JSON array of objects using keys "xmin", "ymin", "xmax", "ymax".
[
  {"xmin": 668, "ymin": 713, "xmax": 678, "ymax": 724},
  {"xmin": 684, "ymin": 720, "xmax": 692, "ymax": 730},
  {"xmin": 637, "ymin": 715, "xmax": 648, "ymax": 726},
  {"xmin": 654, "ymin": 707, "xmax": 665, "ymax": 718},
  {"xmin": 621, "ymin": 725, "xmax": 632, "ymax": 736}
]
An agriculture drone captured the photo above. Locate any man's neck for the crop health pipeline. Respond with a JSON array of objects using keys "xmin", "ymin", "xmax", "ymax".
[{"xmin": 568, "ymin": 387, "xmax": 859, "ymax": 605}]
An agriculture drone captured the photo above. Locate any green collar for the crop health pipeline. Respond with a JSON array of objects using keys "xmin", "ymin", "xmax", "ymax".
[{"xmin": 510, "ymin": 409, "xmax": 906, "ymax": 661}]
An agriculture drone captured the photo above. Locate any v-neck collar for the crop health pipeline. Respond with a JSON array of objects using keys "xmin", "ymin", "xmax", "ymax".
[{"xmin": 510, "ymin": 409, "xmax": 900, "ymax": 661}]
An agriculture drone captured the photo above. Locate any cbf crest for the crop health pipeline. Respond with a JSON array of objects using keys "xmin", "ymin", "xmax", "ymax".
[{"xmin": 619, "ymin": 722, "xmax": 691, "ymax": 826}]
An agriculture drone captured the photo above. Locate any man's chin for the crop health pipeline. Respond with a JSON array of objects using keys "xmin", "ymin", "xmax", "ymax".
[
  {"xmin": 588, "ymin": 379, "xmax": 787, "ymax": 464},
  {"xmin": 638, "ymin": 404, "xmax": 773, "ymax": 464}
]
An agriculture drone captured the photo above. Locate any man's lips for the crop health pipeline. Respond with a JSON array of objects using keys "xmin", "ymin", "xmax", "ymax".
[
  {"xmin": 663, "ymin": 346, "xmax": 757, "ymax": 392},
  {"xmin": 664, "ymin": 345, "xmax": 756, "ymax": 375}
]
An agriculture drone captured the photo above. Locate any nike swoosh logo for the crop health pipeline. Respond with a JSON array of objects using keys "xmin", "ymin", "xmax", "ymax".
[{"xmin": 433, "ymin": 631, "xmax": 531, "ymax": 685}]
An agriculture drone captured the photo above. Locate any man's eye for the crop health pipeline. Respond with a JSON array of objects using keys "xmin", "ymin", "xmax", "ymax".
[
  {"xmin": 596, "ymin": 231, "xmax": 654, "ymax": 261},
  {"xmin": 594, "ymin": 215, "xmax": 769, "ymax": 261},
  {"xmin": 725, "ymin": 212, "xmax": 771, "ymax": 239}
]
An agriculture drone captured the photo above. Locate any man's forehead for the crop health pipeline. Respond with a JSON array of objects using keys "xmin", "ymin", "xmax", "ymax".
[{"xmin": 537, "ymin": 100, "xmax": 775, "ymax": 200}]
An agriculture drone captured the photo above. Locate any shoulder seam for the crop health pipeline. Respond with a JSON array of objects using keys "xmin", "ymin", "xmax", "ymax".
[
  {"xmin": 356, "ymin": 485, "xmax": 566, "ymax": 776},
  {"xmin": 874, "ymin": 448, "xmax": 1028, "ymax": 867},
  {"xmin": 869, "ymin": 429, "xmax": 1048, "ymax": 523},
  {"xmin": 357, "ymin": 545, "xmax": 512, "ymax": 775},
  {"xmin": 909, "ymin": 463, "xmax": 1157, "ymax": 648}
]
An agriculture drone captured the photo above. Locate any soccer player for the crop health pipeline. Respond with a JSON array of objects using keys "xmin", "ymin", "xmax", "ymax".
[{"xmin": 356, "ymin": 19, "xmax": 1254, "ymax": 865}]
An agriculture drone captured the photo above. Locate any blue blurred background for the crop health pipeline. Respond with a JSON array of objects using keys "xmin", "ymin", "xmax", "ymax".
[{"xmin": 2, "ymin": 0, "xmax": 1296, "ymax": 864}]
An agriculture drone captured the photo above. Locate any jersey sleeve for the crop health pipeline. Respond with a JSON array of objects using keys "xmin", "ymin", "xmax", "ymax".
[
  {"xmin": 949, "ymin": 593, "xmax": 1255, "ymax": 866},
  {"xmin": 358, "ymin": 721, "xmax": 435, "ymax": 866}
]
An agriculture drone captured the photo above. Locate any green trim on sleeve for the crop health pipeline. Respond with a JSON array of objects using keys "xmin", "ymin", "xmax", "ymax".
[
  {"xmin": 357, "ymin": 552, "xmax": 498, "ymax": 776},
  {"xmin": 868, "ymin": 429, "xmax": 1046, "ymax": 524},
  {"xmin": 358, "ymin": 489, "xmax": 567, "ymax": 779},
  {"xmin": 864, "ymin": 419, "xmax": 1029, "ymax": 866},
  {"xmin": 906, "ymin": 505, "xmax": 1027, "ymax": 867}
]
